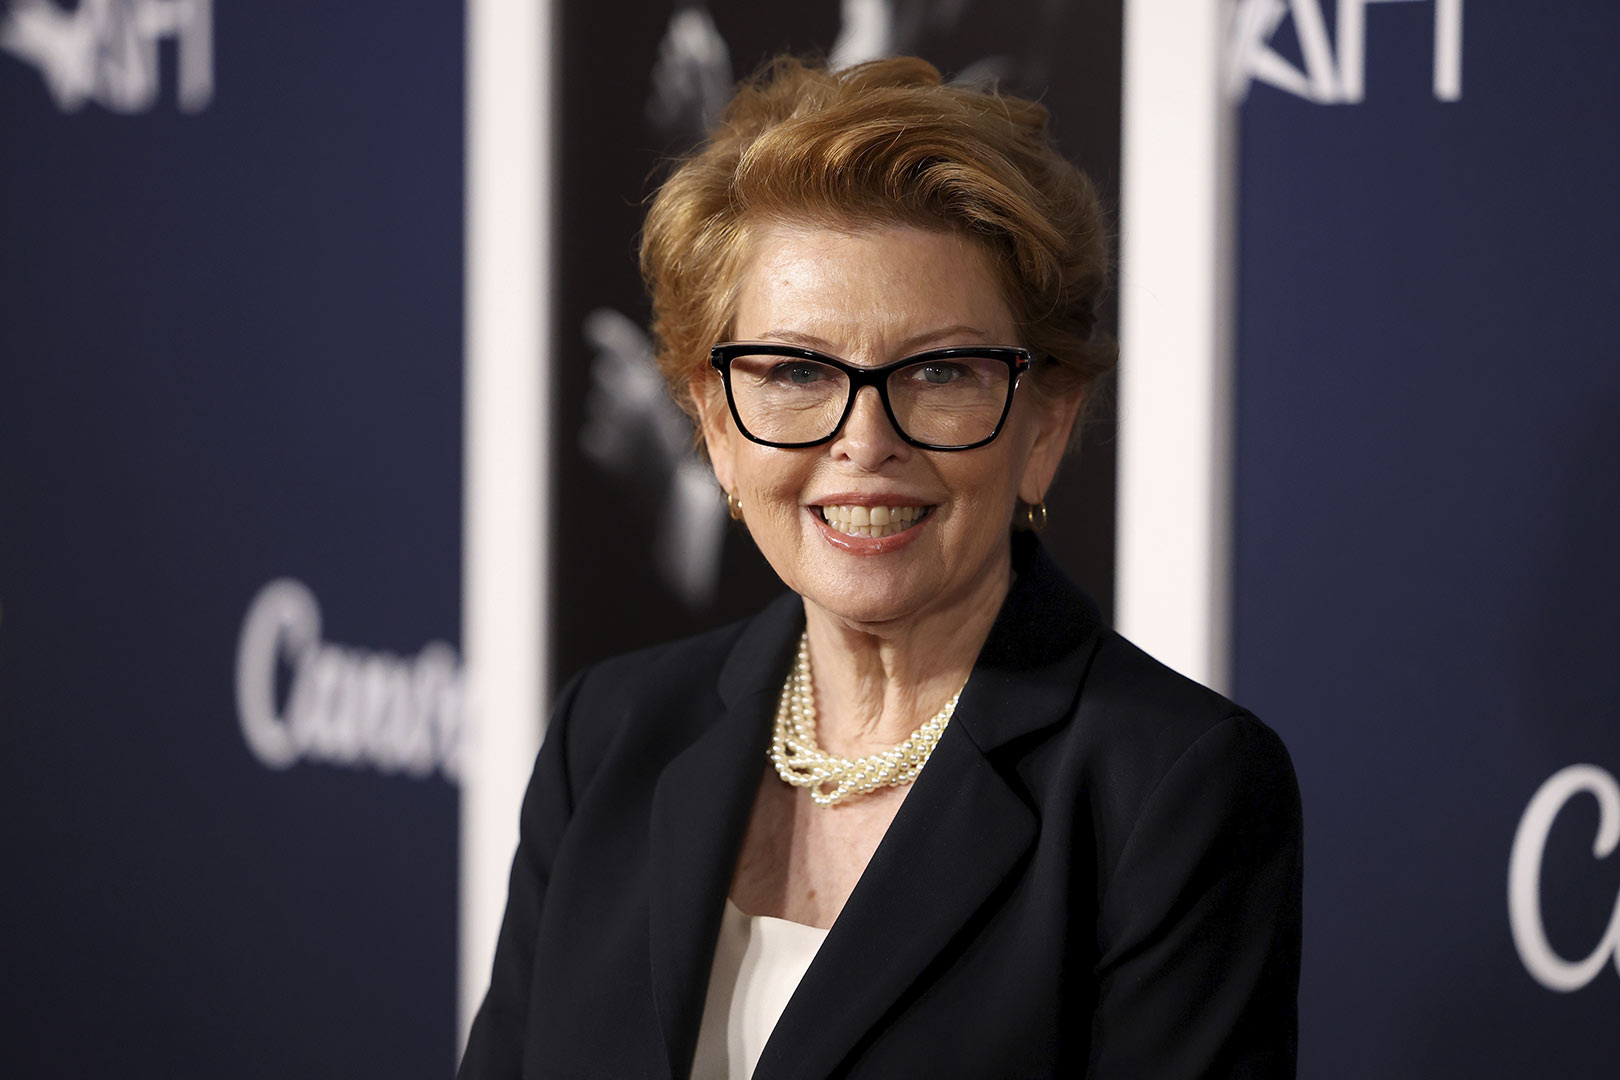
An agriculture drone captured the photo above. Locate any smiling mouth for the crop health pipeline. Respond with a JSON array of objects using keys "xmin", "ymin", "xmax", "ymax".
[{"xmin": 817, "ymin": 504, "xmax": 934, "ymax": 539}]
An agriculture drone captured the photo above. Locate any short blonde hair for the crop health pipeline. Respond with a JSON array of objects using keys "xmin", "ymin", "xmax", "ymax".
[{"xmin": 641, "ymin": 55, "xmax": 1113, "ymax": 426}]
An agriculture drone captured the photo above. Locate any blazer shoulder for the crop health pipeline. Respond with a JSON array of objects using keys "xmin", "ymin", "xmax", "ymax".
[
  {"xmin": 1079, "ymin": 626, "xmax": 1275, "ymax": 753},
  {"xmin": 1070, "ymin": 628, "xmax": 1297, "ymax": 864},
  {"xmin": 548, "ymin": 610, "xmax": 762, "ymax": 794}
]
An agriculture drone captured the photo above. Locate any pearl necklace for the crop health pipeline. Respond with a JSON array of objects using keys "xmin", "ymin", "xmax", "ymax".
[{"xmin": 769, "ymin": 631, "xmax": 962, "ymax": 807}]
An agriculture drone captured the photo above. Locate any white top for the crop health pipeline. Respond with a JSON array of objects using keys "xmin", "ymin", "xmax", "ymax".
[{"xmin": 689, "ymin": 899, "xmax": 830, "ymax": 1080}]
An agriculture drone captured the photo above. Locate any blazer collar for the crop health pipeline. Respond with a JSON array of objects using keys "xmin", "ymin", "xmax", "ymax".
[
  {"xmin": 648, "ymin": 536, "xmax": 1104, "ymax": 1079},
  {"xmin": 952, "ymin": 531, "xmax": 1106, "ymax": 753}
]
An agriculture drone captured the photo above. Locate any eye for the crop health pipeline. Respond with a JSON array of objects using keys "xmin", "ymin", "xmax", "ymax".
[
  {"xmin": 915, "ymin": 362, "xmax": 969, "ymax": 385},
  {"xmin": 771, "ymin": 362, "xmax": 828, "ymax": 386}
]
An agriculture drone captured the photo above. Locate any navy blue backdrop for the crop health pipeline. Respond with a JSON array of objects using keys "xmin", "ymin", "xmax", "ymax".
[
  {"xmin": 1, "ymin": 2, "xmax": 463, "ymax": 1074},
  {"xmin": 1233, "ymin": 1, "xmax": 1620, "ymax": 1075}
]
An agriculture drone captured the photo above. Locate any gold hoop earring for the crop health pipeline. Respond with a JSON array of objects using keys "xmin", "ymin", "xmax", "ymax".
[
  {"xmin": 1024, "ymin": 500, "xmax": 1048, "ymax": 533},
  {"xmin": 727, "ymin": 489, "xmax": 744, "ymax": 522}
]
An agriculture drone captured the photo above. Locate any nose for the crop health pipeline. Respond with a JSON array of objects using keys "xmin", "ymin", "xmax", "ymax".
[{"xmin": 829, "ymin": 385, "xmax": 910, "ymax": 470}]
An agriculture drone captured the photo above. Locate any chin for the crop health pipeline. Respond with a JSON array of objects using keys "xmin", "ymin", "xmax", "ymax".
[{"xmin": 800, "ymin": 574, "xmax": 928, "ymax": 627}]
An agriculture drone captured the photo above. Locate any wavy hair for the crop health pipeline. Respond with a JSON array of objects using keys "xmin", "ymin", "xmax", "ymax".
[{"xmin": 640, "ymin": 55, "xmax": 1114, "ymax": 433}]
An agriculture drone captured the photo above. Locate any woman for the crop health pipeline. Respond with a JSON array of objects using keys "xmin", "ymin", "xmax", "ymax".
[{"xmin": 461, "ymin": 57, "xmax": 1301, "ymax": 1079}]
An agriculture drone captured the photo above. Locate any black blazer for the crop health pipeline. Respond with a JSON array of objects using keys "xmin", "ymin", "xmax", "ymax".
[{"xmin": 461, "ymin": 536, "xmax": 1302, "ymax": 1079}]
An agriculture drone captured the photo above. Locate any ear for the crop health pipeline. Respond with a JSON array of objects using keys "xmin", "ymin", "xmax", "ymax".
[
  {"xmin": 1018, "ymin": 388, "xmax": 1084, "ymax": 505},
  {"xmin": 692, "ymin": 378, "xmax": 737, "ymax": 495}
]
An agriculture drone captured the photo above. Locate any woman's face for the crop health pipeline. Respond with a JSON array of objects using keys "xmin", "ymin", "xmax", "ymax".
[{"xmin": 697, "ymin": 224, "xmax": 1079, "ymax": 628}]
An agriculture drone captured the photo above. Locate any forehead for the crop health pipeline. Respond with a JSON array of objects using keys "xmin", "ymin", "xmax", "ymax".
[{"xmin": 732, "ymin": 223, "xmax": 1017, "ymax": 354}]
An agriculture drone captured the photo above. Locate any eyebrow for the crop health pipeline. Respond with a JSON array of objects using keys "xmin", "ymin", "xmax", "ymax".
[{"xmin": 758, "ymin": 324, "xmax": 994, "ymax": 356}]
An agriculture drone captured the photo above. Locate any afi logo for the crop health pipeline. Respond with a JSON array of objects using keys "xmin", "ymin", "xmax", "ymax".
[
  {"xmin": 1508, "ymin": 764, "xmax": 1620, "ymax": 992},
  {"xmin": 1229, "ymin": 0, "xmax": 1463, "ymax": 104},
  {"xmin": 0, "ymin": 0, "xmax": 212, "ymax": 113}
]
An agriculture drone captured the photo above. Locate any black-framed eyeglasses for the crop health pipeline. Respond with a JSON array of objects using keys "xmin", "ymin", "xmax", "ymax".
[{"xmin": 708, "ymin": 343, "xmax": 1032, "ymax": 451}]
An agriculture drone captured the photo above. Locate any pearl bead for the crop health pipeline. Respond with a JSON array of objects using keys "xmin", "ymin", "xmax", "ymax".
[{"xmin": 769, "ymin": 630, "xmax": 962, "ymax": 807}]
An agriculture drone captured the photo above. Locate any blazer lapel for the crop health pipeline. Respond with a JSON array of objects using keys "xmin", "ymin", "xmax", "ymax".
[
  {"xmin": 756, "ymin": 536, "xmax": 1105, "ymax": 1080},
  {"xmin": 647, "ymin": 592, "xmax": 804, "ymax": 1080},
  {"xmin": 755, "ymin": 723, "xmax": 1037, "ymax": 1080}
]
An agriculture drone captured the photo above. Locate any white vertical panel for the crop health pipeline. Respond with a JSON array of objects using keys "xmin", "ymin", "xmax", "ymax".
[
  {"xmin": 1117, "ymin": 0, "xmax": 1235, "ymax": 691},
  {"xmin": 1433, "ymin": 0, "xmax": 1464, "ymax": 102},
  {"xmin": 460, "ymin": 0, "xmax": 553, "ymax": 1054}
]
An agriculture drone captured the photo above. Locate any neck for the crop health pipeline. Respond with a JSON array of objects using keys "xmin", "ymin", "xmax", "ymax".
[{"xmin": 801, "ymin": 541, "xmax": 1014, "ymax": 758}]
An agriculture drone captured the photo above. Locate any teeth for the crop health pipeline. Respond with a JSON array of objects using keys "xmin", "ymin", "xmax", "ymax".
[{"xmin": 818, "ymin": 504, "xmax": 930, "ymax": 539}]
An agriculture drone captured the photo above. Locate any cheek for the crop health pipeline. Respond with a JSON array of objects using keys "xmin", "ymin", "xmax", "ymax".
[
  {"xmin": 951, "ymin": 438, "xmax": 1034, "ymax": 507},
  {"xmin": 733, "ymin": 449, "xmax": 811, "ymax": 520},
  {"xmin": 940, "ymin": 459, "xmax": 1029, "ymax": 546}
]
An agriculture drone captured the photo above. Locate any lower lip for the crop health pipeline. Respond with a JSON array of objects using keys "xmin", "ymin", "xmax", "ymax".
[{"xmin": 809, "ymin": 508, "xmax": 932, "ymax": 554}]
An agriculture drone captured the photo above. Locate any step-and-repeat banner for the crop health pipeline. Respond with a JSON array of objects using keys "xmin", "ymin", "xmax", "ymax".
[
  {"xmin": 1233, "ymin": 2, "xmax": 1620, "ymax": 1075},
  {"xmin": 1, "ymin": 3, "xmax": 463, "ymax": 1075}
]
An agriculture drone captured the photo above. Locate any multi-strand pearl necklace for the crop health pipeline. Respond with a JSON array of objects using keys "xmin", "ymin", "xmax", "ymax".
[{"xmin": 769, "ymin": 631, "xmax": 962, "ymax": 807}]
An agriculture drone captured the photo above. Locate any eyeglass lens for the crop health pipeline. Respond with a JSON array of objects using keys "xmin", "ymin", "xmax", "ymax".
[{"xmin": 726, "ymin": 353, "xmax": 1012, "ymax": 446}]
